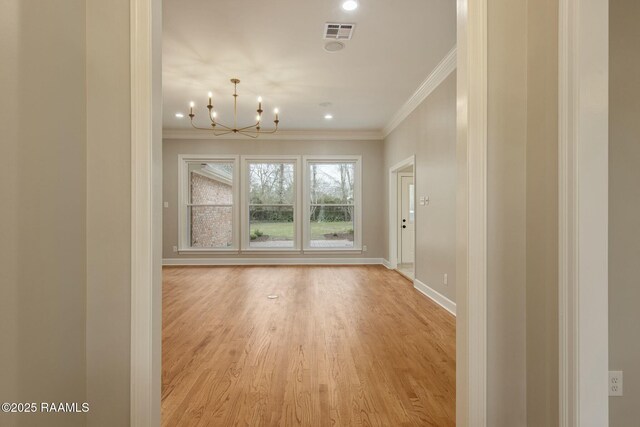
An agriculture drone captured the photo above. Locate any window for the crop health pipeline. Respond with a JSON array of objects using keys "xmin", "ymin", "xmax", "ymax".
[
  {"xmin": 178, "ymin": 156, "xmax": 239, "ymax": 251},
  {"xmin": 409, "ymin": 183, "xmax": 415, "ymax": 223},
  {"xmin": 178, "ymin": 155, "xmax": 361, "ymax": 253},
  {"xmin": 304, "ymin": 156, "xmax": 362, "ymax": 250},
  {"xmin": 243, "ymin": 157, "xmax": 300, "ymax": 250}
]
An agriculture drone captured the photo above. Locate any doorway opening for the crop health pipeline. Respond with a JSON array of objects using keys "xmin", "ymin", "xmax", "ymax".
[
  {"xmin": 131, "ymin": 0, "xmax": 493, "ymax": 423},
  {"xmin": 397, "ymin": 167, "xmax": 415, "ymax": 279},
  {"xmin": 389, "ymin": 156, "xmax": 416, "ymax": 281}
]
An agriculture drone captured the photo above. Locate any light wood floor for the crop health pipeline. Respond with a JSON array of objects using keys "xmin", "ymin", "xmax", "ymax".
[{"xmin": 162, "ymin": 265, "xmax": 455, "ymax": 426}]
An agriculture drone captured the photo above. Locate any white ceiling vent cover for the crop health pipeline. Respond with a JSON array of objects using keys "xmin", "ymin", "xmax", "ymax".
[{"xmin": 323, "ymin": 23, "xmax": 355, "ymax": 40}]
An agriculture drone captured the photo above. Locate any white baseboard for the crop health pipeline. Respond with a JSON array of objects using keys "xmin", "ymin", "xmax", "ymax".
[
  {"xmin": 413, "ymin": 279, "xmax": 456, "ymax": 316},
  {"xmin": 163, "ymin": 257, "xmax": 386, "ymax": 266},
  {"xmin": 382, "ymin": 259, "xmax": 394, "ymax": 269}
]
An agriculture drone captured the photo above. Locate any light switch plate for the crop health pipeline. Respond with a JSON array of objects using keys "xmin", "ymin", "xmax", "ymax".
[{"xmin": 164, "ymin": 202, "xmax": 169, "ymax": 208}]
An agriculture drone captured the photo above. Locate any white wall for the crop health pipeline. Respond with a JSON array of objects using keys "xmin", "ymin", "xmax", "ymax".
[
  {"xmin": 163, "ymin": 138, "xmax": 385, "ymax": 260},
  {"xmin": 383, "ymin": 72, "xmax": 457, "ymax": 303},
  {"xmin": 0, "ymin": 1, "xmax": 87, "ymax": 426},
  {"xmin": 609, "ymin": 0, "xmax": 640, "ymax": 424}
]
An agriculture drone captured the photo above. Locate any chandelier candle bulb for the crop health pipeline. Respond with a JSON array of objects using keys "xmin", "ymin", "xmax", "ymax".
[{"xmin": 207, "ymin": 92, "xmax": 213, "ymax": 108}]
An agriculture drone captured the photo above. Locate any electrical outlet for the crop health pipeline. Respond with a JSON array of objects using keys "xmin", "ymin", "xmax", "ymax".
[
  {"xmin": 172, "ymin": 246, "xmax": 178, "ymax": 253},
  {"xmin": 164, "ymin": 201, "xmax": 169, "ymax": 208},
  {"xmin": 362, "ymin": 245, "xmax": 367, "ymax": 252},
  {"xmin": 443, "ymin": 273, "xmax": 448, "ymax": 285},
  {"xmin": 609, "ymin": 371, "xmax": 623, "ymax": 396}
]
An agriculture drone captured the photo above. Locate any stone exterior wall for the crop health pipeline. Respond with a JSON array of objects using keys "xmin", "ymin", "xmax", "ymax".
[{"xmin": 190, "ymin": 172, "xmax": 232, "ymax": 247}]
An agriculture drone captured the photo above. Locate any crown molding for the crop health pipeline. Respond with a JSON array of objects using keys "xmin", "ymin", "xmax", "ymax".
[
  {"xmin": 162, "ymin": 129, "xmax": 384, "ymax": 141},
  {"xmin": 382, "ymin": 46, "xmax": 457, "ymax": 138}
]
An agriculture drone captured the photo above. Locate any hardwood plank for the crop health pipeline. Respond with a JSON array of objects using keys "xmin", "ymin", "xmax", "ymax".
[{"xmin": 162, "ymin": 265, "xmax": 455, "ymax": 426}]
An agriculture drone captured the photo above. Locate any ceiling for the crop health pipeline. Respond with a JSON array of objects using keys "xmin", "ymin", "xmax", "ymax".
[{"xmin": 163, "ymin": 0, "xmax": 456, "ymax": 131}]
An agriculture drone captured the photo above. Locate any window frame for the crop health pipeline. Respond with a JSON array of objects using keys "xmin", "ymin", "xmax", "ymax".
[
  {"xmin": 302, "ymin": 155, "xmax": 363, "ymax": 252},
  {"xmin": 241, "ymin": 155, "xmax": 302, "ymax": 253},
  {"xmin": 177, "ymin": 154, "xmax": 240, "ymax": 253}
]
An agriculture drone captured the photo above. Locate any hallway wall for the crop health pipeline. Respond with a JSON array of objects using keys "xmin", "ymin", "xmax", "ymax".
[
  {"xmin": 487, "ymin": 0, "xmax": 528, "ymax": 422},
  {"xmin": 85, "ymin": 0, "xmax": 133, "ymax": 425},
  {"xmin": 383, "ymin": 72, "xmax": 458, "ymax": 303},
  {"xmin": 487, "ymin": 0, "xmax": 560, "ymax": 424},
  {"xmin": 525, "ymin": 0, "xmax": 559, "ymax": 424},
  {"xmin": 0, "ymin": 1, "xmax": 87, "ymax": 426},
  {"xmin": 609, "ymin": 0, "xmax": 640, "ymax": 424}
]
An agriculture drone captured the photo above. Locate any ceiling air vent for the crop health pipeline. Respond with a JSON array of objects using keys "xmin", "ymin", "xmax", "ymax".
[{"xmin": 323, "ymin": 23, "xmax": 355, "ymax": 40}]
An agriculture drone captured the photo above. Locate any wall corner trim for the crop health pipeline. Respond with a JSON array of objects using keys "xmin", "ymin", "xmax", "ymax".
[
  {"xmin": 382, "ymin": 259, "xmax": 393, "ymax": 269},
  {"xmin": 382, "ymin": 46, "xmax": 457, "ymax": 138},
  {"xmin": 413, "ymin": 279, "xmax": 457, "ymax": 316},
  {"xmin": 130, "ymin": 0, "xmax": 160, "ymax": 425}
]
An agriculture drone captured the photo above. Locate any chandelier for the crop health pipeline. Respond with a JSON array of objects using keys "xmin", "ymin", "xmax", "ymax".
[{"xmin": 188, "ymin": 78, "xmax": 280, "ymax": 138}]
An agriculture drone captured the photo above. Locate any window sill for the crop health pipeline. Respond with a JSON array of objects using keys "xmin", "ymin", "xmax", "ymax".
[
  {"xmin": 303, "ymin": 248, "xmax": 362, "ymax": 254},
  {"xmin": 240, "ymin": 249, "xmax": 302, "ymax": 255},
  {"xmin": 178, "ymin": 248, "xmax": 239, "ymax": 255}
]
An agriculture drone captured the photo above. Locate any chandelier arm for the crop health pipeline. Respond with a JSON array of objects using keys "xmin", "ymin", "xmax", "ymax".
[
  {"xmin": 211, "ymin": 121, "xmax": 235, "ymax": 131},
  {"xmin": 236, "ymin": 121, "xmax": 261, "ymax": 132},
  {"xmin": 189, "ymin": 122, "xmax": 215, "ymax": 131},
  {"xmin": 212, "ymin": 130, "xmax": 234, "ymax": 137},
  {"xmin": 255, "ymin": 125, "xmax": 279, "ymax": 134},
  {"xmin": 238, "ymin": 131, "xmax": 260, "ymax": 138},
  {"xmin": 190, "ymin": 122, "xmax": 233, "ymax": 136}
]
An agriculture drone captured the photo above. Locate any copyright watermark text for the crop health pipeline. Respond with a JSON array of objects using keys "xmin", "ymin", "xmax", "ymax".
[{"xmin": 2, "ymin": 402, "xmax": 89, "ymax": 413}]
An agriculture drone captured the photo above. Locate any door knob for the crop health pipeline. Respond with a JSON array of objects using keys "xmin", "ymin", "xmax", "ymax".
[
  {"xmin": 402, "ymin": 219, "xmax": 406, "ymax": 222},
  {"xmin": 402, "ymin": 225, "xmax": 406, "ymax": 229}
]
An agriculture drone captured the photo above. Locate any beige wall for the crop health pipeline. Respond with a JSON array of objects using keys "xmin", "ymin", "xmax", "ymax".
[
  {"xmin": 526, "ymin": 0, "xmax": 559, "ymax": 425},
  {"xmin": 0, "ymin": 1, "xmax": 87, "ymax": 426},
  {"xmin": 486, "ymin": 0, "xmax": 560, "ymax": 425},
  {"xmin": 383, "ymin": 72, "xmax": 457, "ymax": 302},
  {"xmin": 163, "ymin": 138, "xmax": 385, "ymax": 259},
  {"xmin": 487, "ymin": 0, "xmax": 528, "ymax": 423},
  {"xmin": 609, "ymin": 0, "xmax": 640, "ymax": 424},
  {"xmin": 85, "ymin": 0, "xmax": 132, "ymax": 425}
]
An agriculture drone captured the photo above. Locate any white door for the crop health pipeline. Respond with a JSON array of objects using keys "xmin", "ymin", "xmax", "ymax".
[{"xmin": 399, "ymin": 174, "xmax": 415, "ymax": 264}]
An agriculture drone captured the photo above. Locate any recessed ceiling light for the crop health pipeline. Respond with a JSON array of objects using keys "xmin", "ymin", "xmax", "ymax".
[
  {"xmin": 175, "ymin": 113, "xmax": 184, "ymax": 118},
  {"xmin": 342, "ymin": 0, "xmax": 358, "ymax": 11},
  {"xmin": 324, "ymin": 41, "xmax": 345, "ymax": 52},
  {"xmin": 324, "ymin": 114, "xmax": 333, "ymax": 119}
]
